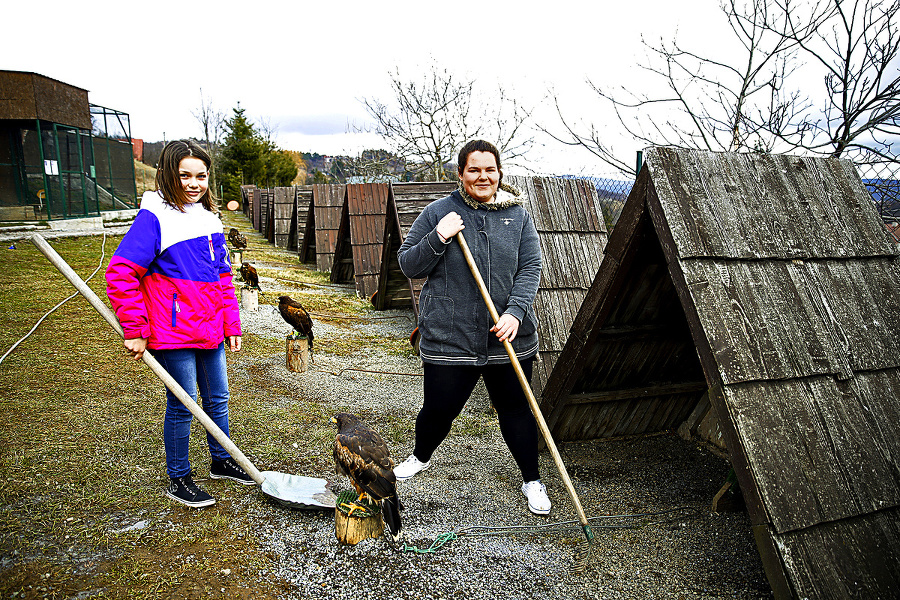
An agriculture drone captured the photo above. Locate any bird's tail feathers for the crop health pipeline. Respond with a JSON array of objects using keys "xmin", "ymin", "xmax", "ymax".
[{"xmin": 382, "ymin": 494, "xmax": 402, "ymax": 541}]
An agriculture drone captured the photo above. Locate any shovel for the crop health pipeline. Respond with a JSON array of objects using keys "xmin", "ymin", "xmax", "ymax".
[
  {"xmin": 456, "ymin": 231, "xmax": 595, "ymax": 560},
  {"xmin": 30, "ymin": 233, "xmax": 336, "ymax": 510}
]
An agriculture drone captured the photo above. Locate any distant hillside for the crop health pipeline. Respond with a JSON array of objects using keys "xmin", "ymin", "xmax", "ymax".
[{"xmin": 134, "ymin": 159, "xmax": 157, "ymax": 196}]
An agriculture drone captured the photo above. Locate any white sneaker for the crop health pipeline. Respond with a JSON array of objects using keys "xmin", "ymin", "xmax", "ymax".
[
  {"xmin": 522, "ymin": 480, "xmax": 551, "ymax": 515},
  {"xmin": 393, "ymin": 455, "xmax": 431, "ymax": 481}
]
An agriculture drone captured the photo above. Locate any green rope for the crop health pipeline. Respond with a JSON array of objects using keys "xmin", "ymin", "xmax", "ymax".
[{"xmin": 401, "ymin": 531, "xmax": 459, "ymax": 554}]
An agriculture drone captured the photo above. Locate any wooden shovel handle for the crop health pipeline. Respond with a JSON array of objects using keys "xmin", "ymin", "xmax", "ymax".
[
  {"xmin": 30, "ymin": 233, "xmax": 265, "ymax": 485},
  {"xmin": 456, "ymin": 231, "xmax": 591, "ymax": 530}
]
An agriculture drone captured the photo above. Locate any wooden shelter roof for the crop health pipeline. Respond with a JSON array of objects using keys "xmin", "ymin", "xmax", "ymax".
[
  {"xmin": 505, "ymin": 175, "xmax": 608, "ymax": 396},
  {"xmin": 310, "ymin": 184, "xmax": 346, "ymax": 272},
  {"xmin": 373, "ymin": 182, "xmax": 457, "ymax": 313},
  {"xmin": 295, "ymin": 186, "xmax": 314, "ymax": 261},
  {"xmin": 273, "ymin": 187, "xmax": 295, "ymax": 249},
  {"xmin": 330, "ymin": 183, "xmax": 391, "ymax": 298},
  {"xmin": 539, "ymin": 147, "xmax": 900, "ymax": 598}
]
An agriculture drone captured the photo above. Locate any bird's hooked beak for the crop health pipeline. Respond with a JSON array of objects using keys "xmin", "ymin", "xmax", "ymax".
[{"xmin": 330, "ymin": 416, "xmax": 337, "ymax": 424}]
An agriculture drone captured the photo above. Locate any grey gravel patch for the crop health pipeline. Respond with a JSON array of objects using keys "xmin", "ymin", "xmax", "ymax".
[{"xmin": 225, "ymin": 269, "xmax": 772, "ymax": 600}]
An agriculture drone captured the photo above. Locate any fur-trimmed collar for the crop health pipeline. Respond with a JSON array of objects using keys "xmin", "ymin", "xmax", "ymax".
[{"xmin": 457, "ymin": 180, "xmax": 524, "ymax": 210}]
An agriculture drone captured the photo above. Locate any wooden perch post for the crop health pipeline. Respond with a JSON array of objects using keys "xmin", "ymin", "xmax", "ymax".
[
  {"xmin": 286, "ymin": 337, "xmax": 309, "ymax": 372},
  {"xmin": 241, "ymin": 287, "xmax": 258, "ymax": 312},
  {"xmin": 334, "ymin": 508, "xmax": 383, "ymax": 545}
]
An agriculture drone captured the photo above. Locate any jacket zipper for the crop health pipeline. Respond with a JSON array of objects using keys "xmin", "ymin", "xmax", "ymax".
[
  {"xmin": 172, "ymin": 293, "xmax": 180, "ymax": 327},
  {"xmin": 208, "ymin": 235, "xmax": 215, "ymax": 261}
]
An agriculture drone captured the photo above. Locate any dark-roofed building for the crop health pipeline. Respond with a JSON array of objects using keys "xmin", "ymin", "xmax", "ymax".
[
  {"xmin": 540, "ymin": 147, "xmax": 900, "ymax": 597},
  {"xmin": 0, "ymin": 70, "xmax": 137, "ymax": 221}
]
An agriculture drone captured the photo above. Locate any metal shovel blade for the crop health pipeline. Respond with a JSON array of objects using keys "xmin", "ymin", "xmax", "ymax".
[{"xmin": 260, "ymin": 471, "xmax": 337, "ymax": 509}]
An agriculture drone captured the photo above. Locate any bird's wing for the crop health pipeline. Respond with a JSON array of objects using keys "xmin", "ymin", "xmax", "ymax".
[
  {"xmin": 335, "ymin": 427, "xmax": 396, "ymax": 501},
  {"xmin": 283, "ymin": 304, "xmax": 312, "ymax": 335}
]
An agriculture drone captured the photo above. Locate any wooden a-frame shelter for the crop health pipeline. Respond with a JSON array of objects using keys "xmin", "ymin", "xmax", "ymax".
[
  {"xmin": 505, "ymin": 175, "xmax": 609, "ymax": 396},
  {"xmin": 539, "ymin": 147, "xmax": 900, "ymax": 598},
  {"xmin": 295, "ymin": 185, "xmax": 314, "ymax": 262},
  {"xmin": 299, "ymin": 184, "xmax": 345, "ymax": 273},
  {"xmin": 372, "ymin": 182, "xmax": 457, "ymax": 313},
  {"xmin": 330, "ymin": 183, "xmax": 391, "ymax": 298}
]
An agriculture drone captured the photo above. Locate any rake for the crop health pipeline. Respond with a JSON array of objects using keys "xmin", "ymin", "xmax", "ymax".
[{"xmin": 456, "ymin": 230, "xmax": 594, "ymax": 572}]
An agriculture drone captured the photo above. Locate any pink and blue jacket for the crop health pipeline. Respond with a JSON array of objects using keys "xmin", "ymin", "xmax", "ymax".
[{"xmin": 106, "ymin": 191, "xmax": 241, "ymax": 350}]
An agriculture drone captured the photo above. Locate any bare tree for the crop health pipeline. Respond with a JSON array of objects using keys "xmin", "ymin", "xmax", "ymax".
[
  {"xmin": 193, "ymin": 88, "xmax": 226, "ymax": 192},
  {"xmin": 361, "ymin": 64, "xmax": 534, "ymax": 181},
  {"xmin": 546, "ymin": 0, "xmax": 899, "ymax": 176},
  {"xmin": 757, "ymin": 0, "xmax": 900, "ymax": 163}
]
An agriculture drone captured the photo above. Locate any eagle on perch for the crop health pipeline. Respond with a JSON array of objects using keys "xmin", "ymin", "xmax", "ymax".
[
  {"xmin": 278, "ymin": 295, "xmax": 314, "ymax": 351},
  {"xmin": 240, "ymin": 262, "xmax": 260, "ymax": 290},
  {"xmin": 228, "ymin": 227, "xmax": 247, "ymax": 249},
  {"xmin": 331, "ymin": 413, "xmax": 403, "ymax": 541}
]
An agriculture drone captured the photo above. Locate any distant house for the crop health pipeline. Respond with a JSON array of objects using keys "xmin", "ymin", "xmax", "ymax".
[{"xmin": 0, "ymin": 70, "xmax": 137, "ymax": 222}]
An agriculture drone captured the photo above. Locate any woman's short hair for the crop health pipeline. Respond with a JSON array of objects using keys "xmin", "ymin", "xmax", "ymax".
[
  {"xmin": 155, "ymin": 140, "xmax": 216, "ymax": 212},
  {"xmin": 457, "ymin": 140, "xmax": 502, "ymax": 180}
]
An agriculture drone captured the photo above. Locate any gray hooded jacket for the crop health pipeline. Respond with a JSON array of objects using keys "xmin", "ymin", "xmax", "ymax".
[{"xmin": 398, "ymin": 182, "xmax": 541, "ymax": 366}]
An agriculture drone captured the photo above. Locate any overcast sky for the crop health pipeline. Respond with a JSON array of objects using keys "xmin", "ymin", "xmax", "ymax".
[{"xmin": 3, "ymin": 0, "xmax": 734, "ymax": 176}]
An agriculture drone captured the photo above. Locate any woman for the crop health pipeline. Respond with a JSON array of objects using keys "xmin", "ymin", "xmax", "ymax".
[{"xmin": 395, "ymin": 139, "xmax": 550, "ymax": 515}]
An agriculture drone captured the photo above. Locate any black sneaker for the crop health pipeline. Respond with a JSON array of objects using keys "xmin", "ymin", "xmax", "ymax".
[
  {"xmin": 166, "ymin": 474, "xmax": 215, "ymax": 507},
  {"xmin": 210, "ymin": 457, "xmax": 256, "ymax": 486}
]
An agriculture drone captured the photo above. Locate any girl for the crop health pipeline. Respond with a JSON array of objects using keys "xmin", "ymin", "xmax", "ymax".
[{"xmin": 106, "ymin": 140, "xmax": 252, "ymax": 508}]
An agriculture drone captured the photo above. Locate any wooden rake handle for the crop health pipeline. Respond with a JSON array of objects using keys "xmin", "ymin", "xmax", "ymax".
[
  {"xmin": 456, "ymin": 231, "xmax": 592, "ymax": 533},
  {"xmin": 30, "ymin": 233, "xmax": 265, "ymax": 485}
]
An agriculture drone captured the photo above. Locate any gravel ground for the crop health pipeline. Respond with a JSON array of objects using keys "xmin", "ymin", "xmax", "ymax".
[
  {"xmin": 226, "ymin": 269, "xmax": 773, "ymax": 600},
  {"xmin": 8, "ymin": 220, "xmax": 772, "ymax": 599}
]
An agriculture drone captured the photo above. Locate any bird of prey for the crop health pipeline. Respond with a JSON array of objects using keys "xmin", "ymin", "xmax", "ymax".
[
  {"xmin": 240, "ymin": 262, "xmax": 261, "ymax": 290},
  {"xmin": 228, "ymin": 228, "xmax": 248, "ymax": 249},
  {"xmin": 278, "ymin": 295, "xmax": 314, "ymax": 351},
  {"xmin": 331, "ymin": 413, "xmax": 402, "ymax": 541}
]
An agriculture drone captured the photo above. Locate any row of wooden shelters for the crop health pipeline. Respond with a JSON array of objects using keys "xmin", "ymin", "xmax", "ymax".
[
  {"xmin": 239, "ymin": 179, "xmax": 610, "ymax": 396},
  {"xmin": 539, "ymin": 147, "xmax": 900, "ymax": 598}
]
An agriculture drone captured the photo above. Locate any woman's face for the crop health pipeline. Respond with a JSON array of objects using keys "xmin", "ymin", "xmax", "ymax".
[
  {"xmin": 460, "ymin": 151, "xmax": 500, "ymax": 202},
  {"xmin": 178, "ymin": 156, "xmax": 209, "ymax": 203}
]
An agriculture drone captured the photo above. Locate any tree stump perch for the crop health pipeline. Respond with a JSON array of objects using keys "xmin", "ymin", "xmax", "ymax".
[
  {"xmin": 240, "ymin": 287, "xmax": 258, "ymax": 312},
  {"xmin": 286, "ymin": 337, "xmax": 309, "ymax": 372},
  {"xmin": 335, "ymin": 507, "xmax": 384, "ymax": 545}
]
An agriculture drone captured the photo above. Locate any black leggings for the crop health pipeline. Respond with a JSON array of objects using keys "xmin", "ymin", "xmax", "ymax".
[{"xmin": 413, "ymin": 359, "xmax": 540, "ymax": 482}]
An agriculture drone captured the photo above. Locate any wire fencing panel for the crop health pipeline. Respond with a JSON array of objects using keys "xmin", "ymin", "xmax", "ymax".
[
  {"xmin": 856, "ymin": 160, "xmax": 899, "ymax": 244},
  {"xmin": 590, "ymin": 176, "xmax": 634, "ymax": 228}
]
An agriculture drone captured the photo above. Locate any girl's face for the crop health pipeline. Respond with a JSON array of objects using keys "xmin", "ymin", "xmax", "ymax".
[
  {"xmin": 459, "ymin": 151, "xmax": 500, "ymax": 202},
  {"xmin": 178, "ymin": 156, "xmax": 209, "ymax": 203}
]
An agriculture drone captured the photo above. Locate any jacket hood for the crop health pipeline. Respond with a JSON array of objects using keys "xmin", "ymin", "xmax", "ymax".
[{"xmin": 456, "ymin": 181, "xmax": 524, "ymax": 211}]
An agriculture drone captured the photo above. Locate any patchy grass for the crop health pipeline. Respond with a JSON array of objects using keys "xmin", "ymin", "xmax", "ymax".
[{"xmin": 0, "ymin": 221, "xmax": 414, "ymax": 599}]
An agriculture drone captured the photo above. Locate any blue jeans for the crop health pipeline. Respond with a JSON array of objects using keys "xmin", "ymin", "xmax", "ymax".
[{"xmin": 156, "ymin": 343, "xmax": 232, "ymax": 479}]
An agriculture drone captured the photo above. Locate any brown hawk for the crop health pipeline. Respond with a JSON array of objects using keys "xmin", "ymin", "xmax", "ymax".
[
  {"xmin": 278, "ymin": 295, "xmax": 314, "ymax": 352},
  {"xmin": 331, "ymin": 413, "xmax": 402, "ymax": 541},
  {"xmin": 228, "ymin": 227, "xmax": 248, "ymax": 249},
  {"xmin": 239, "ymin": 262, "xmax": 260, "ymax": 290}
]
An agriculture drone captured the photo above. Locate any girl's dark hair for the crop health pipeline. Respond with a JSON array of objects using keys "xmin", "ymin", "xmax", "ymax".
[
  {"xmin": 457, "ymin": 139, "xmax": 502, "ymax": 181},
  {"xmin": 155, "ymin": 140, "xmax": 217, "ymax": 212}
]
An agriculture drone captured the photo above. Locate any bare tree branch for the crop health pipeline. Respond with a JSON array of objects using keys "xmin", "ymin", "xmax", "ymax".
[{"xmin": 360, "ymin": 63, "xmax": 533, "ymax": 181}]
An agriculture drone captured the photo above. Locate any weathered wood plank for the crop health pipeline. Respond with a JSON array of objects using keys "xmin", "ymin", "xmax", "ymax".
[
  {"xmin": 760, "ymin": 507, "xmax": 900, "ymax": 599},
  {"xmin": 645, "ymin": 148, "xmax": 898, "ymax": 260},
  {"xmin": 724, "ymin": 369, "xmax": 900, "ymax": 534},
  {"xmin": 681, "ymin": 257, "xmax": 900, "ymax": 385}
]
